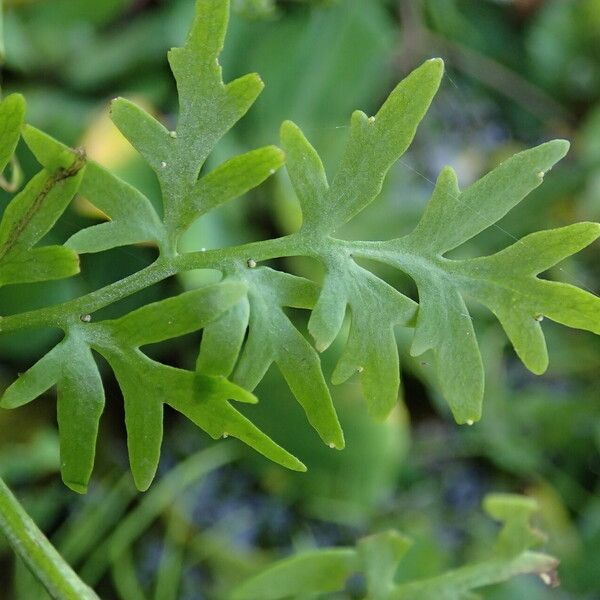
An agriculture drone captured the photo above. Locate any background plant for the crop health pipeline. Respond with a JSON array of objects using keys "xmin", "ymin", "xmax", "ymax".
[{"xmin": 0, "ymin": 0, "xmax": 599, "ymax": 599}]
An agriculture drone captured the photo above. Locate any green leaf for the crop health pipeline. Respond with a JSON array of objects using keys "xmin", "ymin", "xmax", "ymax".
[
  {"xmin": 171, "ymin": 370, "xmax": 306, "ymax": 473},
  {"xmin": 92, "ymin": 281, "xmax": 259, "ymax": 489},
  {"xmin": 391, "ymin": 552, "xmax": 557, "ymax": 600},
  {"xmin": 109, "ymin": 97, "xmax": 172, "ymax": 183},
  {"xmin": 23, "ymin": 125, "xmax": 165, "ymax": 254},
  {"xmin": 310, "ymin": 259, "xmax": 417, "ymax": 419},
  {"xmin": 0, "ymin": 0, "xmax": 301, "ymax": 493},
  {"xmin": 102, "ymin": 350, "xmax": 304, "ymax": 491},
  {"xmin": 455, "ymin": 222, "xmax": 600, "ymax": 375},
  {"xmin": 392, "ymin": 494, "xmax": 557, "ymax": 599},
  {"xmin": 230, "ymin": 267, "xmax": 344, "ymax": 450},
  {"xmin": 409, "ymin": 275, "xmax": 484, "ymax": 424},
  {"xmin": 281, "ymin": 105, "xmax": 426, "ymax": 420},
  {"xmin": 0, "ymin": 93, "xmax": 26, "ymax": 174},
  {"xmin": 89, "ymin": 281, "xmax": 304, "ymax": 489},
  {"xmin": 280, "ymin": 58, "xmax": 597, "ymax": 426},
  {"xmin": 1, "ymin": 331, "xmax": 104, "ymax": 494},
  {"xmin": 234, "ymin": 494, "xmax": 558, "ymax": 600},
  {"xmin": 0, "ymin": 133, "xmax": 83, "ymax": 288},
  {"xmin": 2, "ymin": 281, "xmax": 304, "ymax": 491},
  {"xmin": 102, "ymin": 281, "xmax": 248, "ymax": 347},
  {"xmin": 68, "ymin": 161, "xmax": 165, "ymax": 253},
  {"xmin": 231, "ymin": 549, "xmax": 359, "ymax": 600},
  {"xmin": 179, "ymin": 145, "xmax": 285, "ymax": 229},
  {"xmin": 279, "ymin": 120, "xmax": 329, "ymax": 231},
  {"xmin": 56, "ymin": 334, "xmax": 105, "ymax": 494},
  {"xmin": 2, "ymin": 0, "xmax": 599, "ymax": 497},
  {"xmin": 357, "ymin": 531, "xmax": 412, "ymax": 599},
  {"xmin": 284, "ymin": 57, "xmax": 443, "ymax": 234},
  {"xmin": 408, "ymin": 143, "xmax": 570, "ymax": 253},
  {"xmin": 0, "ymin": 167, "xmax": 80, "ymax": 252},
  {"xmin": 483, "ymin": 494, "xmax": 545, "ymax": 557},
  {"xmin": 0, "ymin": 245, "xmax": 79, "ymax": 286},
  {"xmin": 109, "ymin": 0, "xmax": 280, "ymax": 241},
  {"xmin": 1, "ymin": 343, "xmax": 63, "ymax": 411},
  {"xmin": 100, "ymin": 349, "xmax": 165, "ymax": 492},
  {"xmin": 196, "ymin": 296, "xmax": 250, "ymax": 378},
  {"xmin": 373, "ymin": 146, "xmax": 600, "ymax": 423}
]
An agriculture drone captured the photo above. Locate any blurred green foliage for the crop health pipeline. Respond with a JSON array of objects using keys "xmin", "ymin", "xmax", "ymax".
[{"xmin": 0, "ymin": 0, "xmax": 598, "ymax": 598}]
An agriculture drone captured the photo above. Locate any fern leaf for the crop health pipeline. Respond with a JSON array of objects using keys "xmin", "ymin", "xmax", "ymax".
[{"xmin": 1, "ymin": 0, "xmax": 598, "ymax": 491}]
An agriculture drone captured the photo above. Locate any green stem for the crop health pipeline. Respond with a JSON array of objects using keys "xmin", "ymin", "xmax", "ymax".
[
  {"xmin": 0, "ymin": 233, "xmax": 407, "ymax": 335},
  {"xmin": 0, "ymin": 234, "xmax": 304, "ymax": 333},
  {"xmin": 389, "ymin": 552, "xmax": 557, "ymax": 599},
  {"xmin": 0, "ymin": 258, "xmax": 175, "ymax": 332},
  {"xmin": 0, "ymin": 477, "xmax": 99, "ymax": 600}
]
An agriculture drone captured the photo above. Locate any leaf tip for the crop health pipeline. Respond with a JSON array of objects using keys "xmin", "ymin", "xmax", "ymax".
[
  {"xmin": 314, "ymin": 339, "xmax": 329, "ymax": 353},
  {"xmin": 6, "ymin": 92, "xmax": 27, "ymax": 112},
  {"xmin": 292, "ymin": 459, "xmax": 308, "ymax": 473},
  {"xmin": 457, "ymin": 413, "xmax": 481, "ymax": 426},
  {"xmin": 525, "ymin": 352, "xmax": 548, "ymax": 376},
  {"xmin": 425, "ymin": 56, "xmax": 444, "ymax": 71},
  {"xmin": 133, "ymin": 476, "xmax": 153, "ymax": 493},
  {"xmin": 585, "ymin": 221, "xmax": 600, "ymax": 239},
  {"xmin": 130, "ymin": 461, "xmax": 158, "ymax": 493},
  {"xmin": 108, "ymin": 97, "xmax": 126, "ymax": 115},
  {"xmin": 251, "ymin": 72, "xmax": 265, "ymax": 91},
  {"xmin": 64, "ymin": 480, "xmax": 88, "ymax": 495},
  {"xmin": 412, "ymin": 56, "xmax": 444, "ymax": 86},
  {"xmin": 0, "ymin": 389, "xmax": 31, "ymax": 410},
  {"xmin": 438, "ymin": 164, "xmax": 458, "ymax": 183},
  {"xmin": 266, "ymin": 144, "xmax": 286, "ymax": 168},
  {"xmin": 552, "ymin": 138, "xmax": 570, "ymax": 155},
  {"xmin": 538, "ymin": 138, "xmax": 570, "ymax": 167},
  {"xmin": 231, "ymin": 386, "xmax": 258, "ymax": 404},
  {"xmin": 483, "ymin": 492, "xmax": 538, "ymax": 517},
  {"xmin": 328, "ymin": 436, "xmax": 345, "ymax": 451},
  {"xmin": 280, "ymin": 119, "xmax": 302, "ymax": 143}
]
